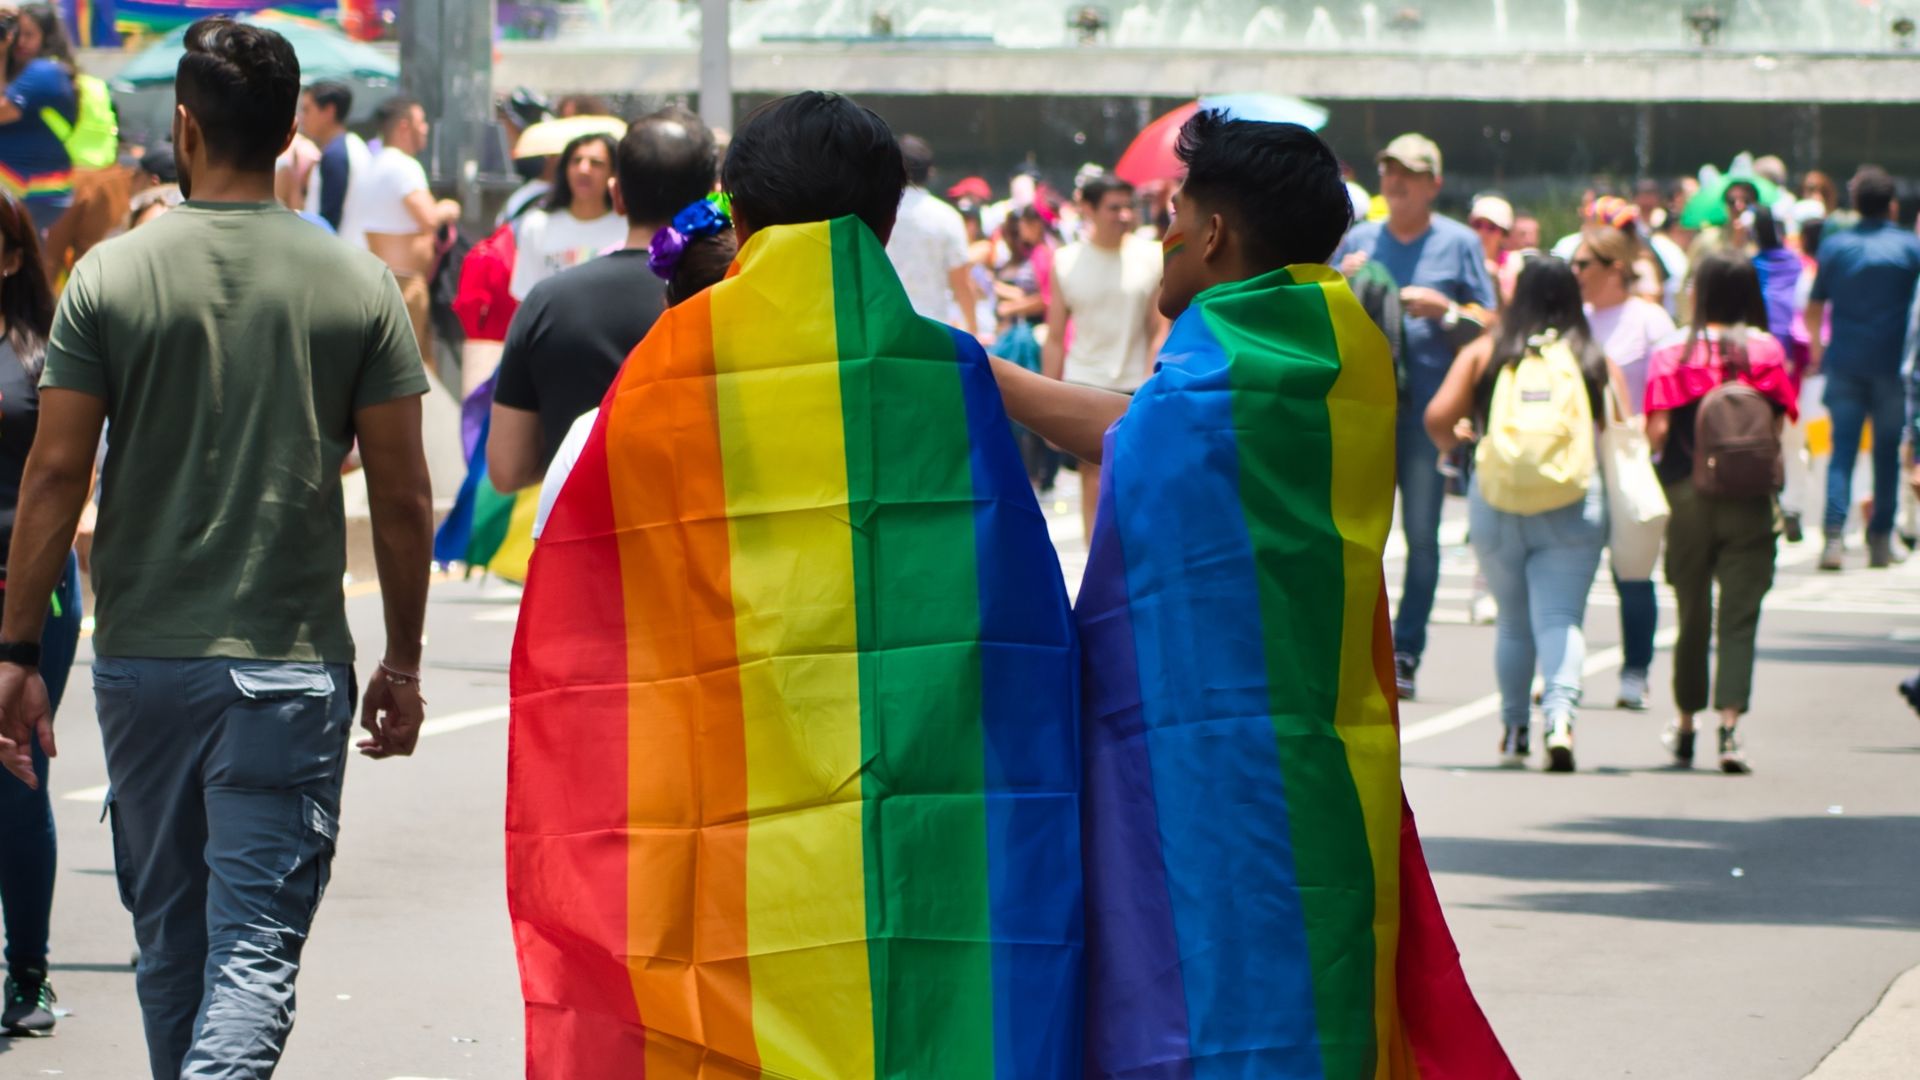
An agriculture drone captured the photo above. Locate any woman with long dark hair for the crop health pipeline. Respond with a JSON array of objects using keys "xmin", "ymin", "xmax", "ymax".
[
  {"xmin": 1427, "ymin": 258, "xmax": 1627, "ymax": 772},
  {"xmin": 0, "ymin": 4, "xmax": 75, "ymax": 233},
  {"xmin": 0, "ymin": 189, "xmax": 78, "ymax": 1036},
  {"xmin": 508, "ymin": 131, "xmax": 625, "ymax": 300},
  {"xmin": 1644, "ymin": 250, "xmax": 1797, "ymax": 773}
]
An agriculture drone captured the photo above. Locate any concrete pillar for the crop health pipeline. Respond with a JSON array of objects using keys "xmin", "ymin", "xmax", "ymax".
[
  {"xmin": 400, "ymin": 0, "xmax": 495, "ymax": 231},
  {"xmin": 700, "ymin": 0, "xmax": 733, "ymax": 134}
]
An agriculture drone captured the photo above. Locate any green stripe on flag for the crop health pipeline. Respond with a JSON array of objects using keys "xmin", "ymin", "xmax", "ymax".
[{"xmin": 832, "ymin": 216, "xmax": 997, "ymax": 1076}]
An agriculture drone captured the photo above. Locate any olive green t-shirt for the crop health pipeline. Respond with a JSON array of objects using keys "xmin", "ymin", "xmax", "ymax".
[{"xmin": 42, "ymin": 201, "xmax": 429, "ymax": 662}]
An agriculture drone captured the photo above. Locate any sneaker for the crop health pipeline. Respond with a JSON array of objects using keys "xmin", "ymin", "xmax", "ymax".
[
  {"xmin": 1819, "ymin": 537, "xmax": 1845, "ymax": 571},
  {"xmin": 2, "ymin": 966, "xmax": 56, "ymax": 1036},
  {"xmin": 1902, "ymin": 531, "xmax": 1919, "ymax": 554},
  {"xmin": 1470, "ymin": 590, "xmax": 1497, "ymax": 626},
  {"xmin": 1867, "ymin": 532, "xmax": 1902, "ymax": 569},
  {"xmin": 1717, "ymin": 726, "xmax": 1751, "ymax": 775},
  {"xmin": 1498, "ymin": 725, "xmax": 1530, "ymax": 768},
  {"xmin": 1393, "ymin": 653, "xmax": 1417, "ymax": 702},
  {"xmin": 1617, "ymin": 668, "xmax": 1650, "ymax": 712},
  {"xmin": 1782, "ymin": 512, "xmax": 1804, "ymax": 544},
  {"xmin": 1661, "ymin": 721, "xmax": 1696, "ymax": 768},
  {"xmin": 1544, "ymin": 712, "xmax": 1576, "ymax": 772},
  {"xmin": 1900, "ymin": 671, "xmax": 1920, "ymax": 716}
]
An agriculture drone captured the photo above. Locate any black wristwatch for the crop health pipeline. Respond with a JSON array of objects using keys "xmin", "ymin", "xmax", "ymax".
[{"xmin": 0, "ymin": 640, "xmax": 41, "ymax": 667}]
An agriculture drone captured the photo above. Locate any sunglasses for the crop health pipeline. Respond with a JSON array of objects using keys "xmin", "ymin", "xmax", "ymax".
[
  {"xmin": 1570, "ymin": 257, "xmax": 1612, "ymax": 271},
  {"xmin": 1470, "ymin": 219, "xmax": 1505, "ymax": 234}
]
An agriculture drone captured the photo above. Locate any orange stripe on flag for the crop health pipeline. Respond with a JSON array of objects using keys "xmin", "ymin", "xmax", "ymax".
[{"xmin": 605, "ymin": 294, "xmax": 760, "ymax": 1076}]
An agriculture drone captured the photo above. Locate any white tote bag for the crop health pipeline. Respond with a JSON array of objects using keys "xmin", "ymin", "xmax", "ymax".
[{"xmin": 1600, "ymin": 384, "xmax": 1670, "ymax": 581}]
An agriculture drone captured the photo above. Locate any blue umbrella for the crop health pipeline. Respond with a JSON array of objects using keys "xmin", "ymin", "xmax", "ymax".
[{"xmin": 108, "ymin": 12, "xmax": 398, "ymax": 90}]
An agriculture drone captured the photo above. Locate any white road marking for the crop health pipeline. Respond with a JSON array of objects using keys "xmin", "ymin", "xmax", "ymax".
[
  {"xmin": 60, "ymin": 704, "xmax": 512, "ymax": 802},
  {"xmin": 1400, "ymin": 527, "xmax": 1834, "ymax": 746}
]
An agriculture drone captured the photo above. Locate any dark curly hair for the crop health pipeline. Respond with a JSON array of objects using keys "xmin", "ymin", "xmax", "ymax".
[
  {"xmin": 175, "ymin": 17, "xmax": 300, "ymax": 172},
  {"xmin": 1174, "ymin": 108, "xmax": 1352, "ymax": 269}
]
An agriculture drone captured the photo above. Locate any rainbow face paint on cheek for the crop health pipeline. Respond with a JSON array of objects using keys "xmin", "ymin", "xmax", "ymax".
[{"xmin": 1162, "ymin": 230, "xmax": 1187, "ymax": 259}]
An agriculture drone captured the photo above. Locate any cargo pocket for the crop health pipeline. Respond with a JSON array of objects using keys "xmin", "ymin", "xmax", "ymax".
[
  {"xmin": 229, "ymin": 663, "xmax": 335, "ymax": 700},
  {"xmin": 295, "ymin": 794, "xmax": 339, "ymax": 922},
  {"xmin": 104, "ymin": 793, "xmax": 138, "ymax": 914}
]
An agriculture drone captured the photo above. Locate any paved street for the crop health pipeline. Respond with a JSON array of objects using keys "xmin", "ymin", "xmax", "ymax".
[{"xmin": 6, "ymin": 472, "xmax": 1918, "ymax": 1079}]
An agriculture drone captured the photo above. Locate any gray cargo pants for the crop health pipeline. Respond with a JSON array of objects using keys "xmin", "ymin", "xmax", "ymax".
[{"xmin": 96, "ymin": 657, "xmax": 353, "ymax": 1080}]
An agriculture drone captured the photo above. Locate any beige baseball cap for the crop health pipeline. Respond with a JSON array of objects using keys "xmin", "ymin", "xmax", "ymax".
[{"xmin": 1378, "ymin": 133, "xmax": 1443, "ymax": 180}]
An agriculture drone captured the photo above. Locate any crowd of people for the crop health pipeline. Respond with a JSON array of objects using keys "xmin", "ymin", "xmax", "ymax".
[{"xmin": 0, "ymin": 3, "xmax": 1909, "ymax": 1076}]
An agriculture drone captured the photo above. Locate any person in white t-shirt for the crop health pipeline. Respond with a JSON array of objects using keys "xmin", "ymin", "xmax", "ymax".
[
  {"xmin": 884, "ymin": 135, "xmax": 978, "ymax": 337},
  {"xmin": 1043, "ymin": 172, "xmax": 1167, "ymax": 540},
  {"xmin": 295, "ymin": 80, "xmax": 369, "ymax": 242},
  {"xmin": 508, "ymin": 132, "xmax": 626, "ymax": 300},
  {"xmin": 359, "ymin": 96, "xmax": 460, "ymax": 367}
]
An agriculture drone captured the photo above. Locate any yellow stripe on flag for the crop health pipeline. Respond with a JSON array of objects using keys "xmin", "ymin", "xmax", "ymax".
[
  {"xmin": 1312, "ymin": 268, "xmax": 1411, "ymax": 1077},
  {"xmin": 710, "ymin": 222, "xmax": 876, "ymax": 1079}
]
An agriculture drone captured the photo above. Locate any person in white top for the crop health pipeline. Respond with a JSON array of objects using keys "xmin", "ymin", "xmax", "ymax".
[
  {"xmin": 884, "ymin": 135, "xmax": 978, "ymax": 337},
  {"xmin": 359, "ymin": 96, "xmax": 460, "ymax": 367},
  {"xmin": 1574, "ymin": 223, "xmax": 1677, "ymax": 712},
  {"xmin": 294, "ymin": 80, "xmax": 369, "ymax": 241},
  {"xmin": 1044, "ymin": 172, "xmax": 1167, "ymax": 540},
  {"xmin": 507, "ymin": 132, "xmax": 626, "ymax": 300}
]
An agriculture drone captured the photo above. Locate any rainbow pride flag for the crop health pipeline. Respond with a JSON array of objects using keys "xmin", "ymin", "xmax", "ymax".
[
  {"xmin": 112, "ymin": 0, "xmax": 334, "ymax": 35},
  {"xmin": 431, "ymin": 374, "xmax": 538, "ymax": 583},
  {"xmin": 61, "ymin": 0, "xmax": 123, "ymax": 47},
  {"xmin": 508, "ymin": 218, "xmax": 1082, "ymax": 1078},
  {"xmin": 1079, "ymin": 264, "xmax": 1516, "ymax": 1078}
]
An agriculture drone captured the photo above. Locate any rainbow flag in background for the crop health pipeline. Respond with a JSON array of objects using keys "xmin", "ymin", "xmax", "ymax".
[
  {"xmin": 112, "ymin": 0, "xmax": 334, "ymax": 35},
  {"xmin": 508, "ymin": 218, "xmax": 1083, "ymax": 1078},
  {"xmin": 1078, "ymin": 265, "xmax": 1516, "ymax": 1078},
  {"xmin": 61, "ymin": 0, "xmax": 123, "ymax": 47},
  {"xmin": 431, "ymin": 374, "xmax": 538, "ymax": 583}
]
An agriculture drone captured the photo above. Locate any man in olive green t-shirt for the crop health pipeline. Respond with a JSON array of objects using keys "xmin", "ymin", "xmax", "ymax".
[{"xmin": 0, "ymin": 19, "xmax": 434, "ymax": 1078}]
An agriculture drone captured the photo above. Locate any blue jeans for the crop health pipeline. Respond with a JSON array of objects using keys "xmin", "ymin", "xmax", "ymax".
[
  {"xmin": 0, "ymin": 551, "xmax": 82, "ymax": 973},
  {"xmin": 1823, "ymin": 371, "xmax": 1906, "ymax": 537},
  {"xmin": 97, "ymin": 657, "xmax": 352, "ymax": 1080},
  {"xmin": 1469, "ymin": 480, "xmax": 1608, "ymax": 730},
  {"xmin": 1394, "ymin": 408, "xmax": 1447, "ymax": 660},
  {"xmin": 1616, "ymin": 574, "xmax": 1658, "ymax": 675}
]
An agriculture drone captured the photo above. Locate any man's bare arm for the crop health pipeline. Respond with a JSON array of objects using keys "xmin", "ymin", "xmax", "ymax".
[
  {"xmin": 355, "ymin": 394, "xmax": 432, "ymax": 672},
  {"xmin": 1041, "ymin": 290, "xmax": 1069, "ymax": 381},
  {"xmin": 1, "ymin": 390, "xmax": 104, "ymax": 649},
  {"xmin": 486, "ymin": 402, "xmax": 546, "ymax": 493},
  {"xmin": 0, "ymin": 389, "xmax": 105, "ymax": 782},
  {"xmin": 948, "ymin": 263, "xmax": 979, "ymax": 336},
  {"xmin": 990, "ymin": 357, "xmax": 1130, "ymax": 466}
]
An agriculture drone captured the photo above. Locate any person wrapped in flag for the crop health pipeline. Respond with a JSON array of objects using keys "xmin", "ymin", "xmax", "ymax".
[
  {"xmin": 507, "ymin": 92, "xmax": 1083, "ymax": 1078},
  {"xmin": 995, "ymin": 111, "xmax": 1517, "ymax": 1078}
]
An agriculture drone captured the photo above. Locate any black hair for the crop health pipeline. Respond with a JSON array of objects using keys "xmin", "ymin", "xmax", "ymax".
[
  {"xmin": 665, "ymin": 229, "xmax": 739, "ymax": 307},
  {"xmin": 1491, "ymin": 258, "xmax": 1606, "ymax": 380},
  {"xmin": 901, "ymin": 134, "xmax": 934, "ymax": 186},
  {"xmin": 373, "ymin": 94, "xmax": 421, "ymax": 138},
  {"xmin": 304, "ymin": 80, "xmax": 353, "ymax": 124},
  {"xmin": 617, "ymin": 106, "xmax": 717, "ymax": 226},
  {"xmin": 174, "ymin": 18, "xmax": 300, "ymax": 173},
  {"xmin": 1685, "ymin": 249, "xmax": 1770, "ymax": 374},
  {"xmin": 1079, "ymin": 172, "xmax": 1133, "ymax": 210},
  {"xmin": 1851, "ymin": 165, "xmax": 1897, "ymax": 218},
  {"xmin": 1801, "ymin": 218, "xmax": 1825, "ymax": 256},
  {"xmin": 1751, "ymin": 204, "xmax": 1784, "ymax": 251},
  {"xmin": 722, "ymin": 91, "xmax": 905, "ymax": 242},
  {"xmin": 544, "ymin": 132, "xmax": 618, "ymax": 214},
  {"xmin": 19, "ymin": 5, "xmax": 75, "ymax": 78},
  {"xmin": 1174, "ymin": 109, "xmax": 1352, "ymax": 269},
  {"xmin": 1722, "ymin": 180, "xmax": 1761, "ymax": 206},
  {"xmin": 0, "ymin": 191, "xmax": 54, "ymax": 373}
]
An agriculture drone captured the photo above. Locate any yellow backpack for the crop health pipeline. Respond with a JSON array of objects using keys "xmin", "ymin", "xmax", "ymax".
[{"xmin": 1475, "ymin": 331, "xmax": 1595, "ymax": 514}]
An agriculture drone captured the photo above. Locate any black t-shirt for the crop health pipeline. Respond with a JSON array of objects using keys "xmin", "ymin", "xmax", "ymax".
[
  {"xmin": 493, "ymin": 249, "xmax": 666, "ymax": 467},
  {"xmin": 0, "ymin": 340, "xmax": 38, "ymax": 567}
]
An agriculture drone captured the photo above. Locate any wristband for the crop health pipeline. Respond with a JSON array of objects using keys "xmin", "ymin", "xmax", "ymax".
[{"xmin": 379, "ymin": 660, "xmax": 421, "ymax": 686}]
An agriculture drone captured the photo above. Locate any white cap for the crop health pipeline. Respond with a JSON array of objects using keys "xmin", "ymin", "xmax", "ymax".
[
  {"xmin": 1794, "ymin": 197, "xmax": 1828, "ymax": 226},
  {"xmin": 1469, "ymin": 195, "xmax": 1515, "ymax": 233}
]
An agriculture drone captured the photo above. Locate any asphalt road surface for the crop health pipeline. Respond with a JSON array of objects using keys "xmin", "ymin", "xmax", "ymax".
[{"xmin": 6, "ymin": 474, "xmax": 1916, "ymax": 1079}]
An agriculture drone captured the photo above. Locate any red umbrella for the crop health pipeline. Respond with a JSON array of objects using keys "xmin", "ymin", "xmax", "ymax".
[{"xmin": 1114, "ymin": 94, "xmax": 1330, "ymax": 186}]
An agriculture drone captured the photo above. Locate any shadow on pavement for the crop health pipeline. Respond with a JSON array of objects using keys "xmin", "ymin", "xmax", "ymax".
[
  {"xmin": 1756, "ymin": 630, "xmax": 1920, "ymax": 669},
  {"xmin": 1424, "ymin": 814, "xmax": 1920, "ymax": 930}
]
